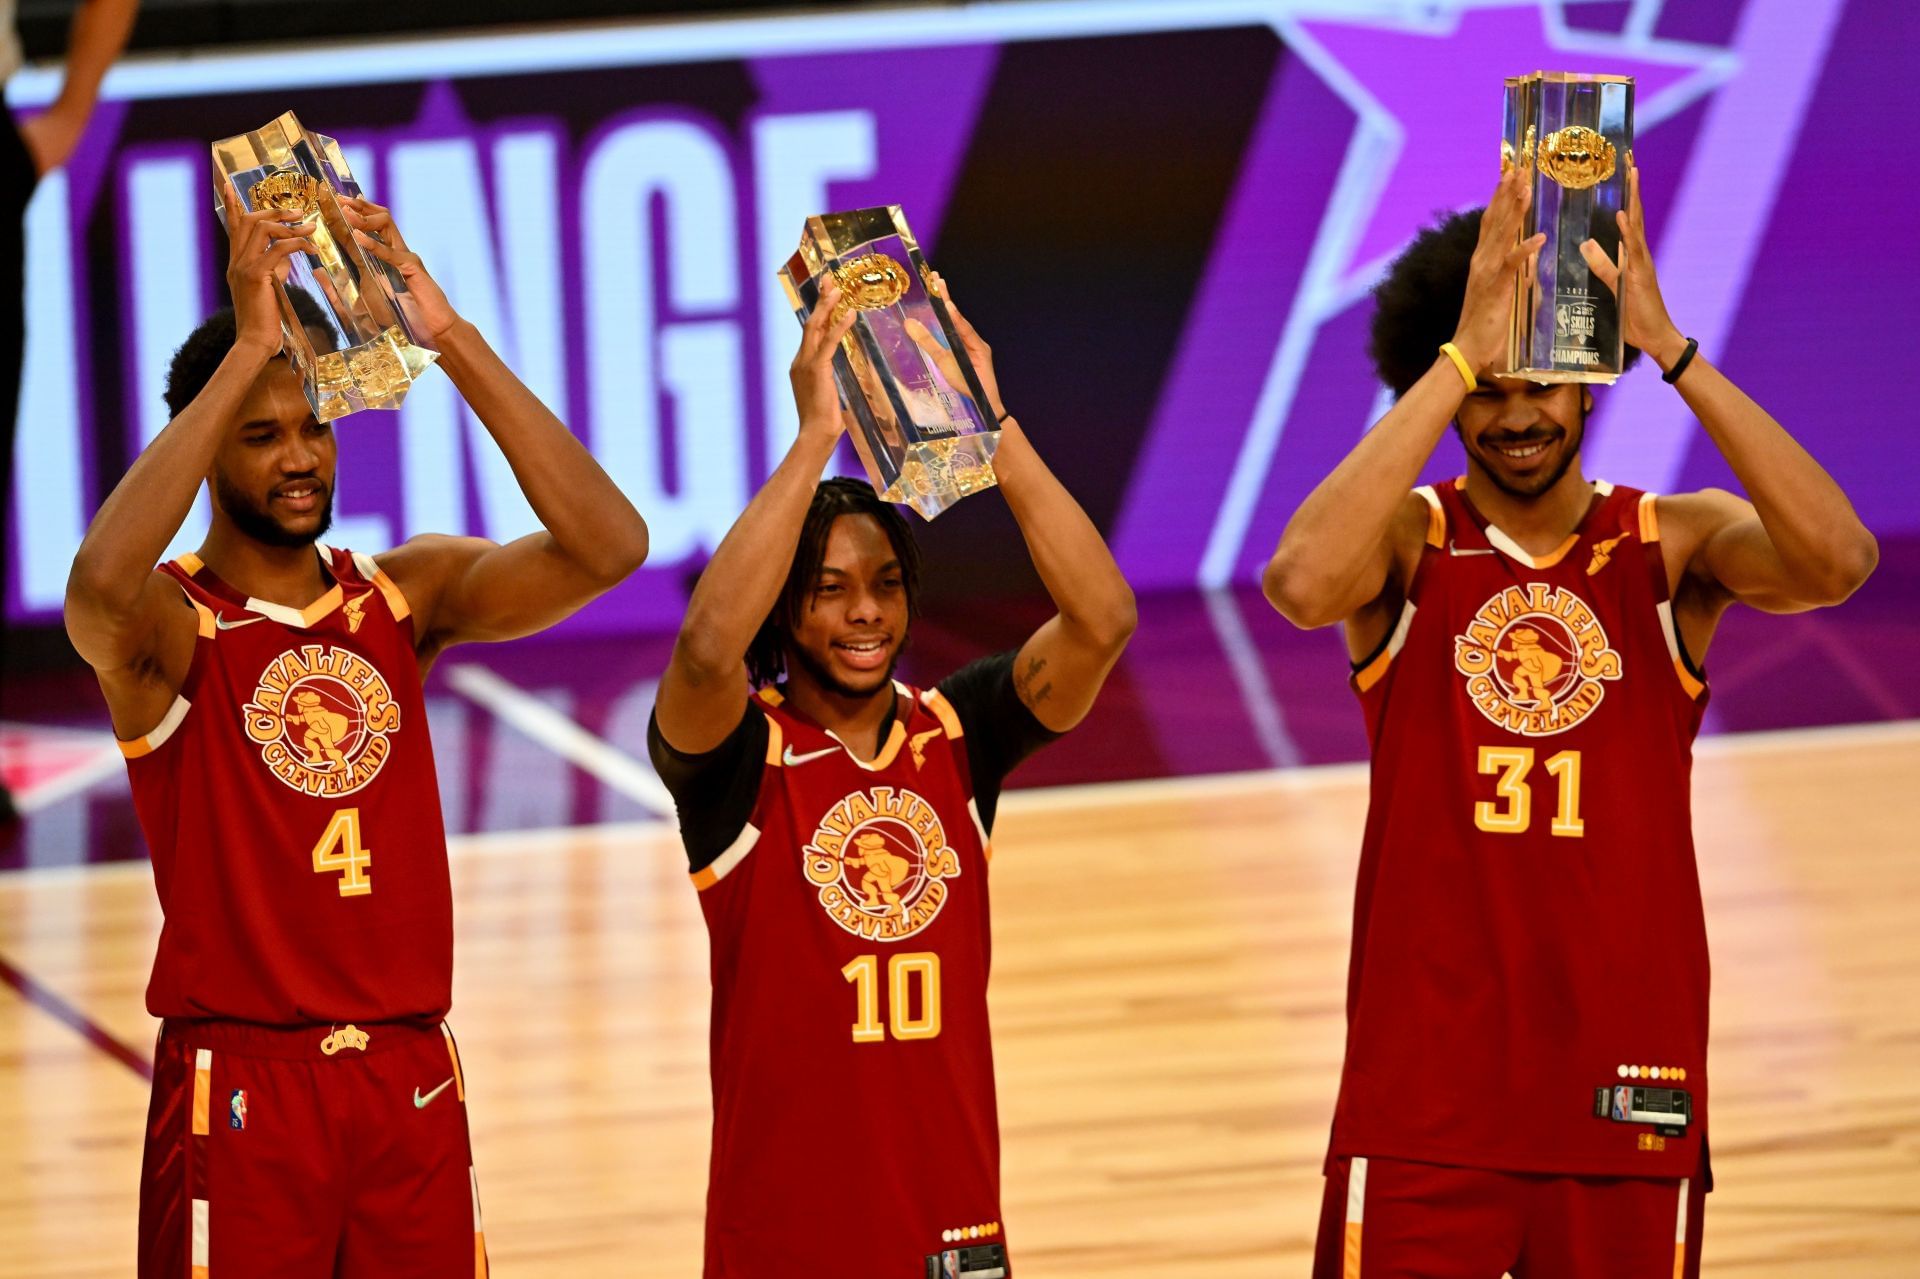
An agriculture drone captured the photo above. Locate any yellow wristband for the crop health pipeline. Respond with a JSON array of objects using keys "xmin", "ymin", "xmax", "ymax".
[{"xmin": 1439, "ymin": 342, "xmax": 1477, "ymax": 393}]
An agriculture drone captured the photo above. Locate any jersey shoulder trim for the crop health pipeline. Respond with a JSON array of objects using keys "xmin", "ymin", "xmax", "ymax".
[
  {"xmin": 1352, "ymin": 599, "xmax": 1418, "ymax": 693},
  {"xmin": 119, "ymin": 694, "xmax": 191, "ymax": 759},
  {"xmin": 350, "ymin": 550, "xmax": 412, "ymax": 623},
  {"xmin": 1415, "ymin": 485, "xmax": 1446, "ymax": 549},
  {"xmin": 690, "ymin": 821, "xmax": 761, "ymax": 892},
  {"xmin": 763, "ymin": 715, "xmax": 785, "ymax": 767},
  {"xmin": 967, "ymin": 796, "xmax": 993, "ymax": 864},
  {"xmin": 920, "ymin": 686, "xmax": 965, "ymax": 739},
  {"xmin": 1638, "ymin": 491, "xmax": 1662, "ymax": 544}
]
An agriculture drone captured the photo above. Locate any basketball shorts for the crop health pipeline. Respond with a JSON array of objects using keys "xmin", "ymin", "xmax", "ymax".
[
  {"xmin": 139, "ymin": 1018, "xmax": 487, "ymax": 1278},
  {"xmin": 1313, "ymin": 1154, "xmax": 1704, "ymax": 1279}
]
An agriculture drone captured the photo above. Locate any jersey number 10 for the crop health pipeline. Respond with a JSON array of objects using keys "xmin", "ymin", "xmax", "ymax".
[{"xmin": 842, "ymin": 952, "xmax": 942, "ymax": 1044}]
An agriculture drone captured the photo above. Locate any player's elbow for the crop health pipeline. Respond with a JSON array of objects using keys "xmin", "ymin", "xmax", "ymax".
[
  {"xmin": 578, "ymin": 516, "xmax": 651, "ymax": 589},
  {"xmin": 1808, "ymin": 528, "xmax": 1879, "ymax": 606},
  {"xmin": 1261, "ymin": 547, "xmax": 1343, "ymax": 630},
  {"xmin": 1083, "ymin": 583, "xmax": 1138, "ymax": 654}
]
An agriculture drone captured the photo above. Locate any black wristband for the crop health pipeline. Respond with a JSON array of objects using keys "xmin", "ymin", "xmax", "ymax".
[
  {"xmin": 996, "ymin": 408, "xmax": 1012, "ymax": 424},
  {"xmin": 1661, "ymin": 337, "xmax": 1699, "ymax": 385}
]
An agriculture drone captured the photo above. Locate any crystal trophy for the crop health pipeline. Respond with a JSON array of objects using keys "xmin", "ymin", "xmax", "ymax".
[
  {"xmin": 211, "ymin": 112, "xmax": 437, "ymax": 421},
  {"xmin": 1500, "ymin": 72, "xmax": 1634, "ymax": 384},
  {"xmin": 778, "ymin": 206, "xmax": 998, "ymax": 519}
]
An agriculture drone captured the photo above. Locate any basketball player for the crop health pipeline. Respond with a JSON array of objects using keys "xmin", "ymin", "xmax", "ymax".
[
  {"xmin": 1263, "ymin": 160, "xmax": 1877, "ymax": 1277},
  {"xmin": 649, "ymin": 271, "xmax": 1135, "ymax": 1277},
  {"xmin": 64, "ymin": 186, "xmax": 649, "ymax": 1275}
]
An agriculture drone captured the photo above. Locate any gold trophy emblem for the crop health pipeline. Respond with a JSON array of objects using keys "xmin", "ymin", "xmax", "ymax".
[
  {"xmin": 1536, "ymin": 124, "xmax": 1617, "ymax": 190},
  {"xmin": 248, "ymin": 168, "xmax": 324, "ymax": 219},
  {"xmin": 835, "ymin": 252, "xmax": 911, "ymax": 311}
]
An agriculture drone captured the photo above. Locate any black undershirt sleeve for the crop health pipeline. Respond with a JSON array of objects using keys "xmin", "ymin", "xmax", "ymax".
[
  {"xmin": 935, "ymin": 650, "xmax": 1063, "ymax": 835},
  {"xmin": 646, "ymin": 705, "xmax": 769, "ymax": 873}
]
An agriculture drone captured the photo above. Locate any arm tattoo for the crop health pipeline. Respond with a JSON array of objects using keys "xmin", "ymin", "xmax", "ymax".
[{"xmin": 1016, "ymin": 654, "xmax": 1053, "ymax": 705}]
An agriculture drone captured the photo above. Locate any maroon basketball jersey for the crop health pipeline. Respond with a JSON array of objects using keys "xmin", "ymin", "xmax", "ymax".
[
  {"xmin": 694, "ymin": 683, "xmax": 1006, "ymax": 1278},
  {"xmin": 122, "ymin": 545, "xmax": 452, "ymax": 1026},
  {"xmin": 1332, "ymin": 479, "xmax": 1710, "ymax": 1179}
]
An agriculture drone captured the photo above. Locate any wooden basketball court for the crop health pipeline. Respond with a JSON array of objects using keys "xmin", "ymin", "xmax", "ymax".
[{"xmin": 2, "ymin": 721, "xmax": 1915, "ymax": 1276}]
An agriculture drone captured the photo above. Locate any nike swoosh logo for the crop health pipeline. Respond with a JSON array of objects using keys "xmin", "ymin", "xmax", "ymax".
[
  {"xmin": 413, "ymin": 1077, "xmax": 455, "ymax": 1109},
  {"xmin": 783, "ymin": 745, "xmax": 840, "ymax": 766},
  {"xmin": 1447, "ymin": 542, "xmax": 1496, "ymax": 557},
  {"xmin": 214, "ymin": 613, "xmax": 267, "ymax": 630}
]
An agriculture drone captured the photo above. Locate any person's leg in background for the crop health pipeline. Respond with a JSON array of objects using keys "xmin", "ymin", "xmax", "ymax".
[{"xmin": 0, "ymin": 110, "xmax": 34, "ymax": 827}]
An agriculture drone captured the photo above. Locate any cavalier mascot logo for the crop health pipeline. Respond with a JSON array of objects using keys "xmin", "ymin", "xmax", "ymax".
[
  {"xmin": 243, "ymin": 644, "xmax": 402, "ymax": 796},
  {"xmin": 1455, "ymin": 583, "xmax": 1623, "ymax": 736},
  {"xmin": 803, "ymin": 786, "xmax": 962, "ymax": 941}
]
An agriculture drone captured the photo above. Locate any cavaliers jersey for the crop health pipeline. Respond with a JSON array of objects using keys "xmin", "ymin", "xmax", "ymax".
[
  {"xmin": 693, "ymin": 683, "xmax": 1007, "ymax": 1278},
  {"xmin": 121, "ymin": 545, "xmax": 452, "ymax": 1026},
  {"xmin": 1331, "ymin": 479, "xmax": 1710, "ymax": 1179}
]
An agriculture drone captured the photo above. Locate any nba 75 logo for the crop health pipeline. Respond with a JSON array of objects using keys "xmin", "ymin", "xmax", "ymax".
[
  {"xmin": 804, "ymin": 787, "xmax": 961, "ymax": 942},
  {"xmin": 1454, "ymin": 583, "xmax": 1623, "ymax": 737},
  {"xmin": 242, "ymin": 645, "xmax": 402, "ymax": 796}
]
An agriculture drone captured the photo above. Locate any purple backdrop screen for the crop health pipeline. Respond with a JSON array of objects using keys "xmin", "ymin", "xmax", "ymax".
[{"xmin": 6, "ymin": 0, "xmax": 1913, "ymax": 634}]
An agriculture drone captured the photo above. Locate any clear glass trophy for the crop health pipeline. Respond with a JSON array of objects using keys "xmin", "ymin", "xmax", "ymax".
[
  {"xmin": 211, "ymin": 112, "xmax": 437, "ymax": 421},
  {"xmin": 778, "ymin": 206, "xmax": 998, "ymax": 520},
  {"xmin": 1501, "ymin": 72, "xmax": 1634, "ymax": 384}
]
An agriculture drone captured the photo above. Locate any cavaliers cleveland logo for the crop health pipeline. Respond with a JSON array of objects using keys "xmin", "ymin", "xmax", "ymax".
[
  {"xmin": 803, "ymin": 786, "xmax": 961, "ymax": 942},
  {"xmin": 1455, "ymin": 583, "xmax": 1623, "ymax": 736},
  {"xmin": 242, "ymin": 645, "xmax": 401, "ymax": 796}
]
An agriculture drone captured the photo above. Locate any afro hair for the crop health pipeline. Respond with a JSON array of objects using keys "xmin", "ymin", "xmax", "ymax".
[{"xmin": 1367, "ymin": 207, "xmax": 1641, "ymax": 397}]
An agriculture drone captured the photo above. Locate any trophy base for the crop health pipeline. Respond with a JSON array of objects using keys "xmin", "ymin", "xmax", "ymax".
[
  {"xmin": 1496, "ymin": 367, "xmax": 1621, "ymax": 387},
  {"xmin": 876, "ymin": 433, "xmax": 1000, "ymax": 521},
  {"xmin": 309, "ymin": 325, "xmax": 441, "ymax": 422}
]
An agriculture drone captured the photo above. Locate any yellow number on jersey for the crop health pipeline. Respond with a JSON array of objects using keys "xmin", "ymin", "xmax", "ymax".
[
  {"xmin": 311, "ymin": 808, "xmax": 372, "ymax": 896},
  {"xmin": 841, "ymin": 952, "xmax": 942, "ymax": 1044},
  {"xmin": 1474, "ymin": 748, "xmax": 1583, "ymax": 838}
]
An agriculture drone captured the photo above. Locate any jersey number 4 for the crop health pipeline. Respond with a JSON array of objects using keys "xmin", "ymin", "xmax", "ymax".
[
  {"xmin": 841, "ymin": 952, "xmax": 941, "ymax": 1044},
  {"xmin": 311, "ymin": 808, "xmax": 373, "ymax": 896},
  {"xmin": 1475, "ymin": 747, "xmax": 1584, "ymax": 837}
]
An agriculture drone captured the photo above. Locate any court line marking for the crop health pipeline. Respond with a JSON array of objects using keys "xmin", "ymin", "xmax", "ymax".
[
  {"xmin": 0, "ymin": 715, "xmax": 1913, "ymax": 1083},
  {"xmin": 441, "ymin": 664, "xmax": 678, "ymax": 820},
  {"xmin": 8, "ymin": 716, "xmax": 1911, "ymax": 889},
  {"xmin": 0, "ymin": 950, "xmax": 154, "ymax": 1080}
]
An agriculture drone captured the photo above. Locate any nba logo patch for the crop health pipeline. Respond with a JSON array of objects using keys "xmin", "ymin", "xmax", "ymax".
[{"xmin": 230, "ymin": 1089, "xmax": 248, "ymax": 1130}]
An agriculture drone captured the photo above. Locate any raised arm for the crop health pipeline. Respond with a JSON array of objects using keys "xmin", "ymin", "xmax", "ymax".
[
  {"xmin": 343, "ymin": 199, "xmax": 650, "ymax": 657},
  {"xmin": 653, "ymin": 279, "xmax": 858, "ymax": 754},
  {"xmin": 1263, "ymin": 165, "xmax": 1543, "ymax": 633},
  {"xmin": 918, "ymin": 274, "xmax": 1136, "ymax": 732},
  {"xmin": 17, "ymin": 0, "xmax": 138, "ymax": 176},
  {"xmin": 1580, "ymin": 164, "xmax": 1877, "ymax": 616},
  {"xmin": 65, "ymin": 191, "xmax": 312, "ymax": 719}
]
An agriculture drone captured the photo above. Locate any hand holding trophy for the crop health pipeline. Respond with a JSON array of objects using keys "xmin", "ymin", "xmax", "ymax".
[
  {"xmin": 778, "ymin": 206, "xmax": 999, "ymax": 520},
  {"xmin": 211, "ymin": 112, "xmax": 439, "ymax": 421},
  {"xmin": 1499, "ymin": 71, "xmax": 1634, "ymax": 384}
]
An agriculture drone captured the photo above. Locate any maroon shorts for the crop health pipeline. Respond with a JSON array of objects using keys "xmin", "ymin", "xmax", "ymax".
[
  {"xmin": 1313, "ymin": 1155, "xmax": 1705, "ymax": 1279},
  {"xmin": 139, "ymin": 1018, "xmax": 487, "ymax": 1278}
]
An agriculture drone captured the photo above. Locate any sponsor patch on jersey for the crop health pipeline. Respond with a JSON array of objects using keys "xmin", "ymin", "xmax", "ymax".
[
  {"xmin": 242, "ymin": 645, "xmax": 402, "ymax": 797},
  {"xmin": 229, "ymin": 1088, "xmax": 247, "ymax": 1130},
  {"xmin": 1594, "ymin": 1084, "xmax": 1692, "ymax": 1138},
  {"xmin": 804, "ymin": 786, "xmax": 961, "ymax": 942},
  {"xmin": 925, "ymin": 1243, "xmax": 1007, "ymax": 1278},
  {"xmin": 1454, "ymin": 582, "xmax": 1623, "ymax": 737}
]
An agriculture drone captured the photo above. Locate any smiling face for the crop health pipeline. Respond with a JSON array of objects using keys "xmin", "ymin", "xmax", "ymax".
[
  {"xmin": 783, "ymin": 513, "xmax": 910, "ymax": 702},
  {"xmin": 1454, "ymin": 377, "xmax": 1591, "ymax": 500},
  {"xmin": 209, "ymin": 359, "xmax": 337, "ymax": 548}
]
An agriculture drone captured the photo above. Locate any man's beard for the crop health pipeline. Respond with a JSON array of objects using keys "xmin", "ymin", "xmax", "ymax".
[
  {"xmin": 787, "ymin": 638, "xmax": 899, "ymax": 702},
  {"xmin": 215, "ymin": 473, "xmax": 333, "ymax": 549},
  {"xmin": 1477, "ymin": 416, "xmax": 1585, "ymax": 499}
]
